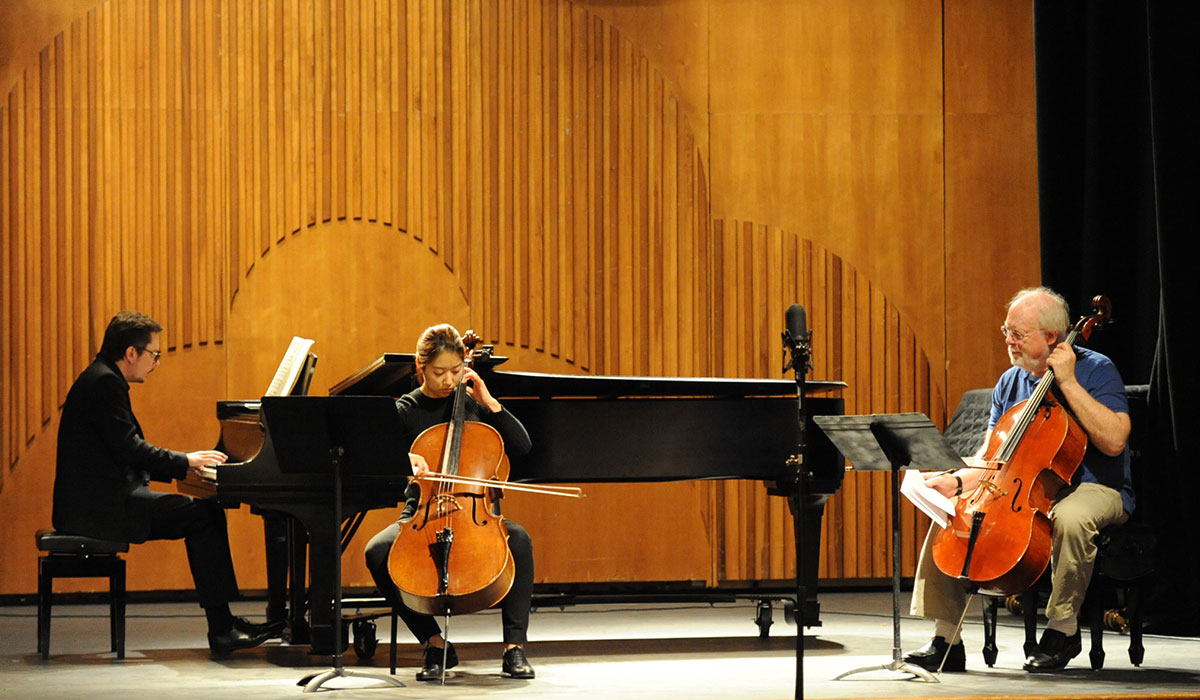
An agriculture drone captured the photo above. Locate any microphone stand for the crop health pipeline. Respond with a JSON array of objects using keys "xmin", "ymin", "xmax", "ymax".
[{"xmin": 781, "ymin": 322, "xmax": 812, "ymax": 700}]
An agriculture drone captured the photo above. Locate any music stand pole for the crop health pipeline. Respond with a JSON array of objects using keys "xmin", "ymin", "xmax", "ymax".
[
  {"xmin": 814, "ymin": 413, "xmax": 963, "ymax": 683},
  {"xmin": 301, "ymin": 444, "xmax": 404, "ymax": 691}
]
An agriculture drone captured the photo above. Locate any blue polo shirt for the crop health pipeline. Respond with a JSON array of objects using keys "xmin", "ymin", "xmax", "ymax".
[{"xmin": 989, "ymin": 346, "xmax": 1134, "ymax": 514}]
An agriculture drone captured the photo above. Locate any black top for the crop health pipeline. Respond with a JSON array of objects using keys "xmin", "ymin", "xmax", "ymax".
[
  {"xmin": 53, "ymin": 356, "xmax": 190, "ymax": 543},
  {"xmin": 395, "ymin": 387, "xmax": 532, "ymax": 455},
  {"xmin": 396, "ymin": 386, "xmax": 532, "ymax": 516}
]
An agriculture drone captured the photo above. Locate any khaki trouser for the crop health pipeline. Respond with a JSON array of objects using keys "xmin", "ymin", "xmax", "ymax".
[{"xmin": 911, "ymin": 481, "xmax": 1128, "ymax": 627}]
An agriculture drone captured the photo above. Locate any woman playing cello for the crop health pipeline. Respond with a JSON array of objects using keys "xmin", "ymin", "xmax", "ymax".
[
  {"xmin": 903, "ymin": 287, "xmax": 1133, "ymax": 674},
  {"xmin": 364, "ymin": 323, "xmax": 536, "ymax": 681}
]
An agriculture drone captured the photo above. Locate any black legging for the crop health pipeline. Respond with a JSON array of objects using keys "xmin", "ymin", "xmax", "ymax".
[{"xmin": 365, "ymin": 519, "xmax": 534, "ymax": 645}]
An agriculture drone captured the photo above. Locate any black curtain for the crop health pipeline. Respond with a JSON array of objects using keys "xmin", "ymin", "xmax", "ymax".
[{"xmin": 1035, "ymin": 2, "xmax": 1199, "ymax": 634}]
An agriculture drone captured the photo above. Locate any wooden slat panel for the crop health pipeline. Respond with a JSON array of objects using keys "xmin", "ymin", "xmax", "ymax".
[
  {"xmin": 0, "ymin": 0, "xmax": 996, "ymax": 594},
  {"xmin": 217, "ymin": 0, "xmax": 235, "ymax": 308},
  {"xmin": 345, "ymin": 0, "xmax": 361, "ymax": 222},
  {"xmin": 598, "ymin": 19, "xmax": 616, "ymax": 374},
  {"xmin": 200, "ymin": 0, "xmax": 214, "ymax": 344},
  {"xmin": 48, "ymin": 36, "xmax": 65, "ymax": 413},
  {"xmin": 496, "ymin": 0, "xmax": 512, "ymax": 342},
  {"xmin": 360, "ymin": 0, "xmax": 375, "ymax": 223},
  {"xmin": 332, "ymin": 0, "xmax": 346, "ymax": 221},
  {"xmin": 511, "ymin": 0, "xmax": 528, "ymax": 348},
  {"xmin": 615, "ymin": 35, "xmax": 633, "ymax": 374},
  {"xmin": 447, "ymin": 0, "xmax": 465, "ymax": 280},
  {"xmin": 674, "ymin": 110, "xmax": 694, "ymax": 378},
  {"xmin": 545, "ymin": 0, "xmax": 562, "ymax": 358},
  {"xmin": 147, "ymin": 1, "xmax": 163, "ymax": 340},
  {"xmin": 316, "ymin": 0, "xmax": 331, "ymax": 225},
  {"xmin": 71, "ymin": 17, "xmax": 89, "ymax": 373},
  {"xmin": 26, "ymin": 55, "xmax": 43, "ymax": 444},
  {"xmin": 1, "ymin": 94, "xmax": 11, "ymax": 473},
  {"xmin": 181, "ymin": 0, "xmax": 196, "ymax": 346},
  {"xmin": 525, "ymin": 0, "xmax": 544, "ymax": 354},
  {"xmin": 572, "ymin": 13, "xmax": 588, "ymax": 370}
]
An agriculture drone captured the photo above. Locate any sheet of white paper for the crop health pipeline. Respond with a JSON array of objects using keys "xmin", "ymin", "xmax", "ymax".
[{"xmin": 900, "ymin": 468, "xmax": 955, "ymax": 528}]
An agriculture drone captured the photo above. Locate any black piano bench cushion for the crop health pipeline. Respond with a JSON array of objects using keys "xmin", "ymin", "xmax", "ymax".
[{"xmin": 36, "ymin": 529, "xmax": 129, "ymax": 555}]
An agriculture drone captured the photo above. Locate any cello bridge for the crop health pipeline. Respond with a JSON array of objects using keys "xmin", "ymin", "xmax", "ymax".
[
  {"xmin": 431, "ymin": 494, "xmax": 464, "ymax": 514},
  {"xmin": 978, "ymin": 480, "xmax": 1006, "ymax": 496}
]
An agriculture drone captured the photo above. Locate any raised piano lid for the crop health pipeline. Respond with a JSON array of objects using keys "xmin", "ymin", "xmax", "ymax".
[{"xmin": 329, "ymin": 352, "xmax": 846, "ymax": 399}]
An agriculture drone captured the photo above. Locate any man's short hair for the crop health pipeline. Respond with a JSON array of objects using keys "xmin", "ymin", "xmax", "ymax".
[
  {"xmin": 99, "ymin": 311, "xmax": 163, "ymax": 363},
  {"xmin": 1009, "ymin": 287, "xmax": 1070, "ymax": 336}
]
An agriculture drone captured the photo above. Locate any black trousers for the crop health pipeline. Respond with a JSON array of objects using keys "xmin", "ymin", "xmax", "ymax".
[
  {"xmin": 365, "ymin": 519, "xmax": 534, "ymax": 645},
  {"xmin": 143, "ymin": 492, "xmax": 240, "ymax": 609}
]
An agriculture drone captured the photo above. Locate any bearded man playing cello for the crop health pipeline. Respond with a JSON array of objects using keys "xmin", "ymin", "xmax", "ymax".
[{"xmin": 903, "ymin": 287, "xmax": 1134, "ymax": 673}]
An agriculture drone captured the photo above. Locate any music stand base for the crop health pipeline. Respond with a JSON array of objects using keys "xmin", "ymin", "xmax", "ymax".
[
  {"xmin": 300, "ymin": 667, "xmax": 406, "ymax": 692},
  {"xmin": 833, "ymin": 660, "xmax": 939, "ymax": 683}
]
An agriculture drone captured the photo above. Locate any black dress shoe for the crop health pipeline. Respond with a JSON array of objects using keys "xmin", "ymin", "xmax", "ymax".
[
  {"xmin": 1024, "ymin": 628, "xmax": 1081, "ymax": 672},
  {"xmin": 902, "ymin": 636, "xmax": 966, "ymax": 673},
  {"xmin": 502, "ymin": 646, "xmax": 535, "ymax": 679},
  {"xmin": 208, "ymin": 624, "xmax": 273, "ymax": 656},
  {"xmin": 416, "ymin": 641, "xmax": 458, "ymax": 682},
  {"xmin": 232, "ymin": 616, "xmax": 286, "ymax": 638}
]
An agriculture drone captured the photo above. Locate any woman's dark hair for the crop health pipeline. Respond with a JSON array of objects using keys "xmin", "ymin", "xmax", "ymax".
[{"xmin": 414, "ymin": 323, "xmax": 465, "ymax": 372}]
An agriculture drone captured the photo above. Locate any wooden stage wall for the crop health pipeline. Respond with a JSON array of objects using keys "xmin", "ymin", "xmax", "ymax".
[{"xmin": 0, "ymin": 0, "xmax": 1039, "ymax": 597}]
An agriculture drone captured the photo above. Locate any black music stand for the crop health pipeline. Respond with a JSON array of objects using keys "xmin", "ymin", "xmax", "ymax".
[
  {"xmin": 261, "ymin": 396, "xmax": 408, "ymax": 693},
  {"xmin": 813, "ymin": 412, "xmax": 964, "ymax": 682}
]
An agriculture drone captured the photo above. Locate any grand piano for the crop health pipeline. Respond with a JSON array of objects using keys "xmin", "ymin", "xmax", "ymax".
[
  {"xmin": 332, "ymin": 349, "xmax": 847, "ymax": 631},
  {"xmin": 184, "ymin": 349, "xmax": 846, "ymax": 656}
]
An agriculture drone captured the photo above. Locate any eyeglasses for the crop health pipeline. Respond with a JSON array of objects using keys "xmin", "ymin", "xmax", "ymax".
[
  {"xmin": 999, "ymin": 326, "xmax": 1038, "ymax": 343},
  {"xmin": 139, "ymin": 347, "xmax": 162, "ymax": 361}
]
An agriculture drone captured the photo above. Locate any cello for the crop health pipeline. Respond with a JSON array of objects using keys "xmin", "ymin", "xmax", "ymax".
[
  {"xmin": 386, "ymin": 333, "xmax": 581, "ymax": 618},
  {"xmin": 932, "ymin": 295, "xmax": 1112, "ymax": 597},
  {"xmin": 387, "ymin": 332, "xmax": 517, "ymax": 616}
]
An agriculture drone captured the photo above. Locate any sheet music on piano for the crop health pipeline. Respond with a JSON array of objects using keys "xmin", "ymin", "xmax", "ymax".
[
  {"xmin": 265, "ymin": 336, "xmax": 316, "ymax": 397},
  {"xmin": 182, "ymin": 336, "xmax": 315, "ymax": 498}
]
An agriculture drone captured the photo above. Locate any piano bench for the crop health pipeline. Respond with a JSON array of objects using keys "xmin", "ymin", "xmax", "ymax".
[{"xmin": 35, "ymin": 529, "xmax": 129, "ymax": 660}]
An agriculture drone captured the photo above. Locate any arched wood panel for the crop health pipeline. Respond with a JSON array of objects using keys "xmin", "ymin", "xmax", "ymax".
[
  {"xmin": 1, "ymin": 0, "xmax": 1037, "ymax": 596},
  {"xmin": 706, "ymin": 222, "xmax": 942, "ymax": 582}
]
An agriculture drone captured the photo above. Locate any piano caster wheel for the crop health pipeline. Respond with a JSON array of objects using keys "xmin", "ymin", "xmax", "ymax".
[
  {"xmin": 353, "ymin": 619, "xmax": 378, "ymax": 659},
  {"xmin": 755, "ymin": 600, "xmax": 774, "ymax": 638},
  {"xmin": 782, "ymin": 599, "xmax": 797, "ymax": 626}
]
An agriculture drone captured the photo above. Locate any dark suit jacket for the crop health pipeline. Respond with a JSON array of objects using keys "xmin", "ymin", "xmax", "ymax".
[{"xmin": 53, "ymin": 356, "xmax": 190, "ymax": 543}]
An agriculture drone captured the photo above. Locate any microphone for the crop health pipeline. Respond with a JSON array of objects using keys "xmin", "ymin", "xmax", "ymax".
[
  {"xmin": 782, "ymin": 304, "xmax": 811, "ymax": 374},
  {"xmin": 785, "ymin": 304, "xmax": 807, "ymax": 344}
]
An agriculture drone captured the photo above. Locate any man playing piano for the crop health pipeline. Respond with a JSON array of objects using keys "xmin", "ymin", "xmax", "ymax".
[
  {"xmin": 52, "ymin": 311, "xmax": 275, "ymax": 656},
  {"xmin": 364, "ymin": 323, "xmax": 537, "ymax": 681}
]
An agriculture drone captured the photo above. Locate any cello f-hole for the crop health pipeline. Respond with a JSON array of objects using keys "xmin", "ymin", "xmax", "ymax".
[{"xmin": 1008, "ymin": 478, "xmax": 1024, "ymax": 513}]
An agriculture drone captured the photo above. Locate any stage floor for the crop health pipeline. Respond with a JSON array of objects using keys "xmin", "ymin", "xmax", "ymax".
[{"xmin": 2, "ymin": 590, "xmax": 1197, "ymax": 699}]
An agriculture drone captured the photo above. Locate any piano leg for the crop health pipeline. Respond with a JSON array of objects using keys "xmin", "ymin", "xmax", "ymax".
[
  {"xmin": 284, "ymin": 518, "xmax": 312, "ymax": 647},
  {"xmin": 302, "ymin": 520, "xmax": 340, "ymax": 656},
  {"xmin": 261, "ymin": 511, "xmax": 290, "ymax": 624},
  {"xmin": 798, "ymin": 497, "xmax": 830, "ymax": 627}
]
